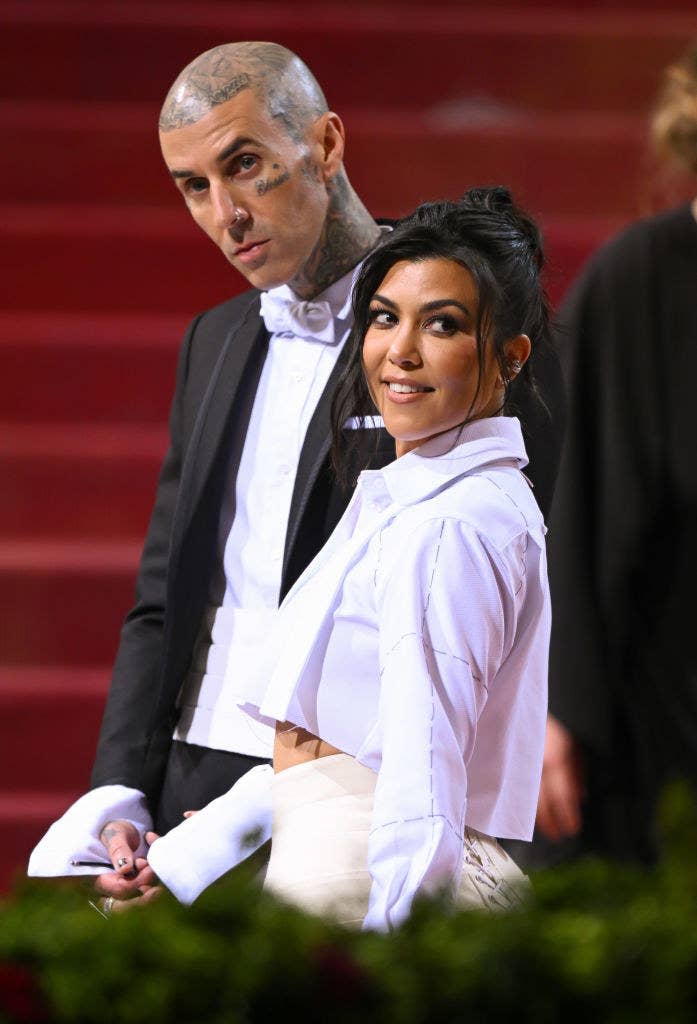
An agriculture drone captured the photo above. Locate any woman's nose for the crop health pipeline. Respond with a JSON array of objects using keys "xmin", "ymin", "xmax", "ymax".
[{"xmin": 388, "ymin": 327, "xmax": 421, "ymax": 367}]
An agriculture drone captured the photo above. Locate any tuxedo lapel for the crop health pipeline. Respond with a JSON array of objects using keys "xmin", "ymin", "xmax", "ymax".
[
  {"xmin": 170, "ymin": 294, "xmax": 266, "ymax": 564},
  {"xmin": 282, "ymin": 337, "xmax": 353, "ymax": 577},
  {"xmin": 157, "ymin": 295, "xmax": 267, "ymax": 716}
]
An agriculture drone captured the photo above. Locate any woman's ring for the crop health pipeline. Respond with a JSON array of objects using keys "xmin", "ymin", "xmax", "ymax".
[{"xmin": 101, "ymin": 896, "xmax": 115, "ymax": 916}]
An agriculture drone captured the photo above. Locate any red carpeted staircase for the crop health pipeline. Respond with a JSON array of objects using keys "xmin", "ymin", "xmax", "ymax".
[{"xmin": 2, "ymin": 0, "xmax": 695, "ymax": 890}]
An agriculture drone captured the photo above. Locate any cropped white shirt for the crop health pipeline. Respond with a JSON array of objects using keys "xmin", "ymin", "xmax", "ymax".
[{"xmin": 251, "ymin": 416, "xmax": 550, "ymax": 930}]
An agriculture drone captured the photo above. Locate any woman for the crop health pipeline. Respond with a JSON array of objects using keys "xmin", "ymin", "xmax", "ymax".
[{"xmin": 248, "ymin": 186, "xmax": 552, "ymax": 930}]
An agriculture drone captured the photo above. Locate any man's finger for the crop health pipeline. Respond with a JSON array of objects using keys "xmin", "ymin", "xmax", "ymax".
[
  {"xmin": 93, "ymin": 861, "xmax": 154, "ymax": 898},
  {"xmin": 100, "ymin": 819, "xmax": 141, "ymax": 876}
]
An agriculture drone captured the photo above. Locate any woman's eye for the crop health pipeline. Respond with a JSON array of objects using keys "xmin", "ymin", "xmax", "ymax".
[
  {"xmin": 426, "ymin": 314, "xmax": 460, "ymax": 335},
  {"xmin": 368, "ymin": 307, "xmax": 396, "ymax": 327}
]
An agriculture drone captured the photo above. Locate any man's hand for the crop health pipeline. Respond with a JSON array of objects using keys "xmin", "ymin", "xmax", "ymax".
[
  {"xmin": 94, "ymin": 820, "xmax": 159, "ymax": 902},
  {"xmin": 535, "ymin": 715, "xmax": 585, "ymax": 842}
]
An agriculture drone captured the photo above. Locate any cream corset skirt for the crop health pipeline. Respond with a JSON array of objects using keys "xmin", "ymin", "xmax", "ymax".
[{"xmin": 263, "ymin": 753, "xmax": 529, "ymax": 927}]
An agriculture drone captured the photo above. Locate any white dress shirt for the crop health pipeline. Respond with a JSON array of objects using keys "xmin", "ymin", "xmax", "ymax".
[
  {"xmin": 253, "ymin": 416, "xmax": 550, "ymax": 930},
  {"xmin": 174, "ymin": 268, "xmax": 358, "ymax": 756}
]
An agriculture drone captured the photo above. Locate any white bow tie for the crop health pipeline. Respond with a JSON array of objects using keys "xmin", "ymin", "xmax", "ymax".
[{"xmin": 259, "ymin": 291, "xmax": 336, "ymax": 345}]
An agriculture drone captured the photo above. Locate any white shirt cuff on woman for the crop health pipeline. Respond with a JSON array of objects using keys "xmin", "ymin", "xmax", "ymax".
[{"xmin": 147, "ymin": 764, "xmax": 273, "ymax": 905}]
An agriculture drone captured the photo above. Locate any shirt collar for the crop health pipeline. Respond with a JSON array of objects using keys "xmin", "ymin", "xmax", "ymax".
[{"xmin": 359, "ymin": 416, "xmax": 529, "ymax": 509}]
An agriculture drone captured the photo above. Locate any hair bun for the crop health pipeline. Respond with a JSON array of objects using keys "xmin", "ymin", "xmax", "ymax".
[{"xmin": 460, "ymin": 186, "xmax": 545, "ymax": 271}]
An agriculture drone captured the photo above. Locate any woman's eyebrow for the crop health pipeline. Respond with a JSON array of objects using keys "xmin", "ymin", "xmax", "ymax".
[
  {"xmin": 372, "ymin": 293, "xmax": 398, "ymax": 309},
  {"xmin": 421, "ymin": 299, "xmax": 473, "ymax": 317}
]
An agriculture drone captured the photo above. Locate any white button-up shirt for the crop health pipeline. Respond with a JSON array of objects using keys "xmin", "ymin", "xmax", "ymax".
[
  {"xmin": 174, "ymin": 268, "xmax": 358, "ymax": 756},
  {"xmin": 252, "ymin": 416, "xmax": 550, "ymax": 930}
]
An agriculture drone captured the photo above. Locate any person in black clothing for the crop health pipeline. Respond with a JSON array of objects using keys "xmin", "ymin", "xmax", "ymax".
[{"xmin": 530, "ymin": 40, "xmax": 697, "ymax": 864}]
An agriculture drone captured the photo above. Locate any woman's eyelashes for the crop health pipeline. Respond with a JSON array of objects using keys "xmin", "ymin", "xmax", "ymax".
[
  {"xmin": 367, "ymin": 306, "xmax": 397, "ymax": 328},
  {"xmin": 367, "ymin": 306, "xmax": 466, "ymax": 336}
]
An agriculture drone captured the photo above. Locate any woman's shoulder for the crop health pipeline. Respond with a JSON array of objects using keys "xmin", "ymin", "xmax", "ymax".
[{"xmin": 387, "ymin": 465, "xmax": 543, "ymax": 554}]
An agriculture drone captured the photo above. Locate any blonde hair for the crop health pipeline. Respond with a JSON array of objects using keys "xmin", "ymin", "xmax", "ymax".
[{"xmin": 651, "ymin": 41, "xmax": 697, "ymax": 175}]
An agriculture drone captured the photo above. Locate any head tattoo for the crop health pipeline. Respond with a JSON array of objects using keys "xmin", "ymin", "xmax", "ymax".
[{"xmin": 159, "ymin": 41, "xmax": 328, "ymax": 140}]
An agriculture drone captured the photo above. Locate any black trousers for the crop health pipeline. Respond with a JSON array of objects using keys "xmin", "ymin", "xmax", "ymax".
[{"xmin": 154, "ymin": 740, "xmax": 271, "ymax": 834}]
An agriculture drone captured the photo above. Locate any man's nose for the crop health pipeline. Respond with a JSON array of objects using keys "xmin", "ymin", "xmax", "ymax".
[{"xmin": 211, "ymin": 184, "xmax": 247, "ymax": 231}]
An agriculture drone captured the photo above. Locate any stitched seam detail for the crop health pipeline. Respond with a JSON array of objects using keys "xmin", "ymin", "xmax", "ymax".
[
  {"xmin": 369, "ymin": 812, "xmax": 462, "ymax": 840},
  {"xmin": 379, "ymin": 632, "xmax": 485, "ymax": 687},
  {"xmin": 477, "ymin": 474, "xmax": 529, "ymax": 594}
]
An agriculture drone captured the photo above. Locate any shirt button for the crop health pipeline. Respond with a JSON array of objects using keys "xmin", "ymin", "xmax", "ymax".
[
  {"xmin": 293, "ymin": 372, "xmax": 305, "ymax": 383},
  {"xmin": 271, "ymin": 551, "xmax": 282, "ymax": 562}
]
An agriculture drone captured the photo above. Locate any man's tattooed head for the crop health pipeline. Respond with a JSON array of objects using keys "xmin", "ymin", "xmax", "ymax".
[{"xmin": 159, "ymin": 41, "xmax": 329, "ymax": 141}]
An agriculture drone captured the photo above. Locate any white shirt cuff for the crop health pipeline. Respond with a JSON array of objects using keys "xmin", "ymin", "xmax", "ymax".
[
  {"xmin": 147, "ymin": 764, "xmax": 273, "ymax": 905},
  {"xmin": 27, "ymin": 786, "xmax": 152, "ymax": 877}
]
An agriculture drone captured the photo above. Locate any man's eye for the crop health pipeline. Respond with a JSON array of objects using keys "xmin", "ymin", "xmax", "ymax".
[
  {"xmin": 185, "ymin": 178, "xmax": 208, "ymax": 196},
  {"xmin": 237, "ymin": 155, "xmax": 258, "ymax": 173}
]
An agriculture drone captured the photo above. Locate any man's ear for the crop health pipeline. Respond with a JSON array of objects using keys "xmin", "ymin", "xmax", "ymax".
[{"xmin": 315, "ymin": 111, "xmax": 345, "ymax": 180}]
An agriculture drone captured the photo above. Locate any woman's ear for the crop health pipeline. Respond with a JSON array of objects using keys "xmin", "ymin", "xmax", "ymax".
[{"xmin": 504, "ymin": 334, "xmax": 532, "ymax": 379}]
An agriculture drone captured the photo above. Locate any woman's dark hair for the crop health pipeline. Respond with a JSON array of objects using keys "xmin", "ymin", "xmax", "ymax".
[{"xmin": 330, "ymin": 185, "xmax": 552, "ymax": 485}]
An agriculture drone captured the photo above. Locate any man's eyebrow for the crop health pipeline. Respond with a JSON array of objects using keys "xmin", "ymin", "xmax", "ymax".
[
  {"xmin": 217, "ymin": 136, "xmax": 261, "ymax": 163},
  {"xmin": 168, "ymin": 137, "xmax": 261, "ymax": 179}
]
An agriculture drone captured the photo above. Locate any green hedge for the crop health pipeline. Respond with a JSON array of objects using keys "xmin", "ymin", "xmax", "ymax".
[{"xmin": 2, "ymin": 786, "xmax": 697, "ymax": 1023}]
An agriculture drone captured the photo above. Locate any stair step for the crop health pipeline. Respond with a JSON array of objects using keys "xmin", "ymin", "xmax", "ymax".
[
  {"xmin": 0, "ymin": 204, "xmax": 238, "ymax": 314},
  {"xmin": 0, "ymin": 2, "xmax": 692, "ymax": 112},
  {"xmin": 0, "ymin": 204, "xmax": 623, "ymax": 311},
  {"xmin": 0, "ymin": 101, "xmax": 652, "ymax": 219},
  {"xmin": 0, "ymin": 311, "xmax": 182, "ymax": 423},
  {"xmin": 0, "ymin": 539, "xmax": 140, "ymax": 664},
  {"xmin": 0, "ymin": 790, "xmax": 84, "ymax": 892},
  {"xmin": 1, "ymin": 424, "xmax": 166, "ymax": 537},
  {"xmin": 0, "ymin": 667, "xmax": 108, "ymax": 792}
]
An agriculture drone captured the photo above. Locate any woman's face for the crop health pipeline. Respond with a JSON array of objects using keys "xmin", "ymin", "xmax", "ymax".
[{"xmin": 362, "ymin": 257, "xmax": 508, "ymax": 457}]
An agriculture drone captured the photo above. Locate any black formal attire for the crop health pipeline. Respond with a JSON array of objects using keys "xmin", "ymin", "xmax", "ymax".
[
  {"xmin": 542, "ymin": 203, "xmax": 697, "ymax": 862},
  {"xmin": 90, "ymin": 286, "xmax": 565, "ymax": 834}
]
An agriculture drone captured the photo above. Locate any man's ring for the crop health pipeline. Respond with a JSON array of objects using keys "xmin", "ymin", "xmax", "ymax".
[
  {"xmin": 101, "ymin": 896, "xmax": 115, "ymax": 916},
  {"xmin": 116, "ymin": 857, "xmax": 129, "ymax": 868}
]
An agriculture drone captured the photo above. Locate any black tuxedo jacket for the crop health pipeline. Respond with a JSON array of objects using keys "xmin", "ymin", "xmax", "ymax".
[{"xmin": 91, "ymin": 288, "xmax": 565, "ymax": 813}]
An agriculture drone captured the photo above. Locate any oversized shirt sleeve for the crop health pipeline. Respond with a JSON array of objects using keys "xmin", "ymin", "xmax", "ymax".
[
  {"xmin": 363, "ymin": 517, "xmax": 517, "ymax": 931},
  {"xmin": 27, "ymin": 786, "xmax": 151, "ymax": 877},
  {"xmin": 147, "ymin": 764, "xmax": 273, "ymax": 904}
]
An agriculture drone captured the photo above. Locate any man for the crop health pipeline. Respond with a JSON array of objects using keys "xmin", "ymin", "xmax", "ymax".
[{"xmin": 29, "ymin": 41, "xmax": 564, "ymax": 906}]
